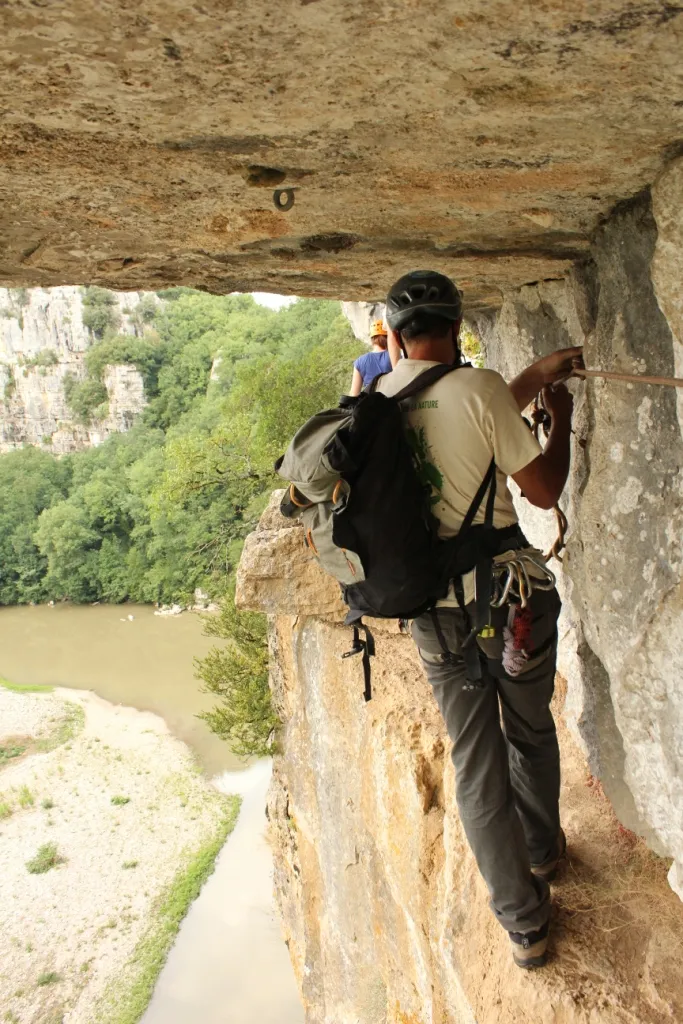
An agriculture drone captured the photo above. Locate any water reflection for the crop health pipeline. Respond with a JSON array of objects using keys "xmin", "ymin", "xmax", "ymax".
[
  {"xmin": 0, "ymin": 603, "xmax": 247, "ymax": 775},
  {"xmin": 142, "ymin": 761, "xmax": 304, "ymax": 1024}
]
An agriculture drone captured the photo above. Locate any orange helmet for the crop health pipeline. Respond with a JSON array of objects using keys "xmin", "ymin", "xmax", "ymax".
[{"xmin": 370, "ymin": 319, "xmax": 388, "ymax": 337}]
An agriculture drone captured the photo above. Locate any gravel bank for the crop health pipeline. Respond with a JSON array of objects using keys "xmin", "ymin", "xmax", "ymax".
[{"xmin": 0, "ymin": 684, "xmax": 238, "ymax": 1024}]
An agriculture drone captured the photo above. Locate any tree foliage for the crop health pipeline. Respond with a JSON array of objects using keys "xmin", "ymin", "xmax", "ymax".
[
  {"xmin": 1, "ymin": 293, "xmax": 361, "ymax": 607},
  {"xmin": 81, "ymin": 286, "xmax": 121, "ymax": 339},
  {"xmin": 63, "ymin": 373, "xmax": 109, "ymax": 425},
  {"xmin": 1, "ymin": 290, "xmax": 363, "ymax": 754},
  {"xmin": 24, "ymin": 349, "xmax": 59, "ymax": 369},
  {"xmin": 0, "ymin": 447, "xmax": 71, "ymax": 604},
  {"xmin": 197, "ymin": 593, "xmax": 277, "ymax": 758}
]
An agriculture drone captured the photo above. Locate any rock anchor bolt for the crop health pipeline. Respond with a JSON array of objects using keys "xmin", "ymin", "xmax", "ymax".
[{"xmin": 273, "ymin": 188, "xmax": 295, "ymax": 211}]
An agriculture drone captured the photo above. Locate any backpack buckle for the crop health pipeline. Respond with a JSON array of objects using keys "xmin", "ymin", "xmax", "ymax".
[
  {"xmin": 340, "ymin": 624, "xmax": 375, "ymax": 702},
  {"xmin": 341, "ymin": 641, "xmax": 364, "ymax": 659}
]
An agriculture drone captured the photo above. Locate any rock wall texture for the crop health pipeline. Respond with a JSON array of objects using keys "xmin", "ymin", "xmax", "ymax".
[
  {"xmin": 0, "ymin": 287, "xmax": 147, "ymax": 452},
  {"xmin": 238, "ymin": 493, "xmax": 683, "ymax": 1024},
  {"xmin": 2, "ymin": 2, "xmax": 683, "ymax": 307},
  {"xmin": 235, "ymin": 160, "xmax": 683, "ymax": 1022},
  {"xmin": 472, "ymin": 161, "xmax": 683, "ymax": 898},
  {"xmin": 341, "ymin": 301, "xmax": 385, "ymax": 344}
]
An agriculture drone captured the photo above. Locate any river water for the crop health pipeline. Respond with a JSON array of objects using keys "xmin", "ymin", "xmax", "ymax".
[
  {"xmin": 0, "ymin": 603, "xmax": 246, "ymax": 775},
  {"xmin": 0, "ymin": 602, "xmax": 304, "ymax": 1022}
]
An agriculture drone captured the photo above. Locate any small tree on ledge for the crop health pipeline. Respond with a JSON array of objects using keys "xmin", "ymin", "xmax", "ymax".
[{"xmin": 196, "ymin": 589, "xmax": 278, "ymax": 759}]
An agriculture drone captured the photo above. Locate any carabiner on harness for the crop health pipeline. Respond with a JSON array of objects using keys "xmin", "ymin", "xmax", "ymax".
[{"xmin": 491, "ymin": 554, "xmax": 556, "ymax": 609}]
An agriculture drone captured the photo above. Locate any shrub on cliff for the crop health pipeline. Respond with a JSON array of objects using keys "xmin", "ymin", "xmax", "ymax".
[
  {"xmin": 196, "ymin": 593, "xmax": 277, "ymax": 758},
  {"xmin": 81, "ymin": 286, "xmax": 121, "ymax": 339},
  {"xmin": 24, "ymin": 349, "xmax": 59, "ymax": 369},
  {"xmin": 63, "ymin": 373, "xmax": 109, "ymax": 425}
]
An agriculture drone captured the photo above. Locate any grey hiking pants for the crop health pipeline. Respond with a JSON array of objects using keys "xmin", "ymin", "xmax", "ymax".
[{"xmin": 411, "ymin": 587, "xmax": 562, "ymax": 934}]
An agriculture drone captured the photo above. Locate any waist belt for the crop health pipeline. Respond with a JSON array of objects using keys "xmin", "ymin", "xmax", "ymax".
[
  {"xmin": 435, "ymin": 459, "xmax": 529, "ymax": 690},
  {"xmin": 430, "ymin": 528, "xmax": 529, "ymax": 692}
]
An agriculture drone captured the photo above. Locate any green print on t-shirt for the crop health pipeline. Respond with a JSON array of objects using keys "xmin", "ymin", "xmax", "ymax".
[
  {"xmin": 407, "ymin": 399, "xmax": 439, "ymax": 411},
  {"xmin": 405, "ymin": 425, "xmax": 443, "ymax": 505}
]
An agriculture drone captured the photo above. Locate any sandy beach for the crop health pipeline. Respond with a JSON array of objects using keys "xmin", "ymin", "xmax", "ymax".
[{"xmin": 0, "ymin": 683, "xmax": 238, "ymax": 1024}]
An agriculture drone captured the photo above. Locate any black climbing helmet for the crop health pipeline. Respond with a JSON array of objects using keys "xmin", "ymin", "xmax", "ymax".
[{"xmin": 385, "ymin": 270, "xmax": 463, "ymax": 331}]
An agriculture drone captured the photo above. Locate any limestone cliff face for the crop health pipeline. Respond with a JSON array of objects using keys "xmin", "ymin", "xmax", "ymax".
[
  {"xmin": 0, "ymin": 287, "xmax": 148, "ymax": 453},
  {"xmin": 238, "ymin": 495, "xmax": 683, "ymax": 1024},
  {"xmin": 473, "ymin": 161, "xmax": 683, "ymax": 899},
  {"xmin": 236, "ymin": 168, "xmax": 683, "ymax": 1021},
  {"xmin": 341, "ymin": 301, "xmax": 385, "ymax": 344},
  {"xmin": 3, "ymin": 2, "xmax": 683, "ymax": 307}
]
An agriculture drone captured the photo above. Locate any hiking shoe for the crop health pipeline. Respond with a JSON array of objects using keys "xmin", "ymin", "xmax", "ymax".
[
  {"xmin": 509, "ymin": 920, "xmax": 549, "ymax": 970},
  {"xmin": 531, "ymin": 829, "xmax": 566, "ymax": 882}
]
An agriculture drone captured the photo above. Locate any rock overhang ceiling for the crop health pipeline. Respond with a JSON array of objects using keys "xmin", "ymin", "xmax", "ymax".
[{"xmin": 1, "ymin": 0, "xmax": 682, "ymax": 309}]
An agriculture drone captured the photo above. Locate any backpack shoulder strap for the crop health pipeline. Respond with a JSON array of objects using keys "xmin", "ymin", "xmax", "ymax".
[
  {"xmin": 366, "ymin": 372, "xmax": 387, "ymax": 394},
  {"xmin": 392, "ymin": 362, "xmax": 462, "ymax": 403},
  {"xmin": 458, "ymin": 458, "xmax": 496, "ymax": 536}
]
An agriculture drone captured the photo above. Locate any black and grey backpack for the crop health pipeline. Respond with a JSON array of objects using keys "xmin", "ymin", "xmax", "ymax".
[{"xmin": 275, "ymin": 364, "xmax": 525, "ymax": 698}]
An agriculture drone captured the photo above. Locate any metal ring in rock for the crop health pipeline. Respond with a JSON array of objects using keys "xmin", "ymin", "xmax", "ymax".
[{"xmin": 273, "ymin": 188, "xmax": 295, "ymax": 212}]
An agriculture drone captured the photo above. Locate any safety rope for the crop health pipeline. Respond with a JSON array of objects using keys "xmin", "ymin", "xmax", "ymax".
[
  {"xmin": 574, "ymin": 368, "xmax": 683, "ymax": 388},
  {"xmin": 530, "ymin": 395, "xmax": 568, "ymax": 563},
  {"xmin": 538, "ymin": 364, "xmax": 683, "ymax": 555}
]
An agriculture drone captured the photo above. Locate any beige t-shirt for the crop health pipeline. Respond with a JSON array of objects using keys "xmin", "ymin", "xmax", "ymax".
[{"xmin": 376, "ymin": 360, "xmax": 542, "ymax": 603}]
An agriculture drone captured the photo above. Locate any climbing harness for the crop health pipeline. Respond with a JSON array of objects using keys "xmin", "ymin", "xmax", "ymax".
[{"xmin": 433, "ymin": 393, "xmax": 563, "ymax": 689}]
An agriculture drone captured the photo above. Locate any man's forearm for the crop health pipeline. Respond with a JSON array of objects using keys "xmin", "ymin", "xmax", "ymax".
[
  {"xmin": 540, "ymin": 414, "xmax": 571, "ymax": 502},
  {"xmin": 509, "ymin": 365, "xmax": 545, "ymax": 411},
  {"xmin": 509, "ymin": 346, "xmax": 583, "ymax": 409}
]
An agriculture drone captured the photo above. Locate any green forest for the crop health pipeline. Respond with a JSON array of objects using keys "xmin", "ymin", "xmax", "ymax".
[
  {"xmin": 0, "ymin": 290, "xmax": 361, "ymax": 608},
  {"xmin": 1, "ymin": 291, "xmax": 362, "ymax": 756}
]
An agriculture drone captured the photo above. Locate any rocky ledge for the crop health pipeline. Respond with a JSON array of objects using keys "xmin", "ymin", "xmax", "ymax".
[{"xmin": 236, "ymin": 492, "xmax": 683, "ymax": 1024}]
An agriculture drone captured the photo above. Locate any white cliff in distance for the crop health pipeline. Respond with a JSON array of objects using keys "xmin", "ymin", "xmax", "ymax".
[{"xmin": 0, "ymin": 287, "xmax": 149, "ymax": 454}]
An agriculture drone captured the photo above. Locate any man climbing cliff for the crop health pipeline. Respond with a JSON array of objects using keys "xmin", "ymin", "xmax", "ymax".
[{"xmin": 378, "ymin": 270, "xmax": 582, "ymax": 969}]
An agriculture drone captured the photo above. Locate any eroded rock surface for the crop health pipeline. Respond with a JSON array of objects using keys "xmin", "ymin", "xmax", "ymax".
[
  {"xmin": 474, "ymin": 170, "xmax": 683, "ymax": 897},
  {"xmin": 340, "ymin": 301, "xmax": 385, "ymax": 344},
  {"xmin": 234, "ymin": 162, "xmax": 683, "ymax": 1019},
  {"xmin": 2, "ymin": 2, "xmax": 683, "ymax": 306},
  {"xmin": 0, "ymin": 286, "xmax": 147, "ymax": 452},
  {"xmin": 238, "ymin": 493, "xmax": 683, "ymax": 1024}
]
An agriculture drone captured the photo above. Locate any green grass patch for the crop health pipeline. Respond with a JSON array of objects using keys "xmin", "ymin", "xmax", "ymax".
[
  {"xmin": 41, "ymin": 797, "xmax": 55, "ymax": 810},
  {"xmin": 94, "ymin": 796, "xmax": 240, "ymax": 1024},
  {"xmin": 0, "ymin": 742, "xmax": 26, "ymax": 765},
  {"xmin": 0, "ymin": 800, "xmax": 12, "ymax": 819},
  {"xmin": 18, "ymin": 784, "xmax": 34, "ymax": 808},
  {"xmin": 36, "ymin": 971, "xmax": 61, "ymax": 986},
  {"xmin": 0, "ymin": 676, "xmax": 54, "ymax": 694},
  {"xmin": 36, "ymin": 702, "xmax": 85, "ymax": 754},
  {"xmin": 111, "ymin": 795, "xmax": 130, "ymax": 806},
  {"xmin": 122, "ymin": 860, "xmax": 138, "ymax": 870},
  {"xmin": 26, "ymin": 842, "xmax": 65, "ymax": 874}
]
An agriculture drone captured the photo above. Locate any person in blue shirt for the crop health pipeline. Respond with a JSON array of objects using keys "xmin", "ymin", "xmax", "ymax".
[{"xmin": 349, "ymin": 320, "xmax": 393, "ymax": 395}]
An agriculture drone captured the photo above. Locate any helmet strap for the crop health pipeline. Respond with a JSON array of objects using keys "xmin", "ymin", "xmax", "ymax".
[
  {"xmin": 397, "ymin": 332, "xmax": 408, "ymax": 359},
  {"xmin": 451, "ymin": 322, "xmax": 462, "ymax": 366}
]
